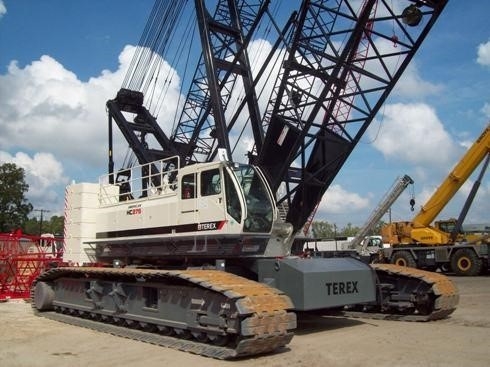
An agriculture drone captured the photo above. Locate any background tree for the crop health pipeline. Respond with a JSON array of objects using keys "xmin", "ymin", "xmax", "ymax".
[
  {"xmin": 0, "ymin": 163, "xmax": 33, "ymax": 232},
  {"xmin": 47, "ymin": 215, "xmax": 64, "ymax": 235},
  {"xmin": 341, "ymin": 223, "xmax": 360, "ymax": 237},
  {"xmin": 311, "ymin": 221, "xmax": 336, "ymax": 238},
  {"xmin": 23, "ymin": 215, "xmax": 64, "ymax": 236},
  {"xmin": 23, "ymin": 217, "xmax": 39, "ymax": 235},
  {"xmin": 310, "ymin": 220, "xmax": 366, "ymax": 238}
]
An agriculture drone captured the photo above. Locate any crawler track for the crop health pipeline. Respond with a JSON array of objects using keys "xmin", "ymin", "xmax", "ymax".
[
  {"xmin": 31, "ymin": 264, "xmax": 459, "ymax": 358},
  {"xmin": 31, "ymin": 267, "xmax": 296, "ymax": 359},
  {"xmin": 343, "ymin": 264, "xmax": 459, "ymax": 321}
]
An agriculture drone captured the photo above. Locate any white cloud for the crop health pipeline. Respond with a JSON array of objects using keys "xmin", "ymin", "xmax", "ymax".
[
  {"xmin": 477, "ymin": 40, "xmax": 490, "ymax": 66},
  {"xmin": 394, "ymin": 63, "xmax": 443, "ymax": 99},
  {"xmin": 466, "ymin": 180, "xmax": 490, "ymax": 223},
  {"xmin": 369, "ymin": 102, "xmax": 456, "ymax": 166},
  {"xmin": 0, "ymin": 1, "xmax": 6, "ymax": 19},
  {"xmin": 317, "ymin": 184, "xmax": 370, "ymax": 214},
  {"xmin": 0, "ymin": 151, "xmax": 68, "ymax": 213},
  {"xmin": 363, "ymin": 38, "xmax": 442, "ymax": 100},
  {"xmin": 0, "ymin": 55, "xmax": 115, "ymax": 166},
  {"xmin": 481, "ymin": 102, "xmax": 490, "ymax": 118},
  {"xmin": 0, "ymin": 45, "xmax": 182, "ymax": 170},
  {"xmin": 0, "ymin": 45, "xmax": 184, "ymax": 215}
]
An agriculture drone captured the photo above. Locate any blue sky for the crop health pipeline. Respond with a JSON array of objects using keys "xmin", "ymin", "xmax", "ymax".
[{"xmin": 0, "ymin": 0, "xmax": 489, "ymax": 230}]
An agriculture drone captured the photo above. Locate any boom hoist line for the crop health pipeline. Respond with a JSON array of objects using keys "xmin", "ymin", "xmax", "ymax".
[
  {"xmin": 107, "ymin": 0, "xmax": 270, "ymax": 184},
  {"xmin": 106, "ymin": 0, "xmax": 190, "ymax": 186}
]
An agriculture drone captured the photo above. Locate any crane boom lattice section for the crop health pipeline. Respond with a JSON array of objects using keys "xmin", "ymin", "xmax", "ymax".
[
  {"xmin": 171, "ymin": 0, "xmax": 267, "ymax": 164},
  {"xmin": 256, "ymin": 0, "xmax": 447, "ymax": 231}
]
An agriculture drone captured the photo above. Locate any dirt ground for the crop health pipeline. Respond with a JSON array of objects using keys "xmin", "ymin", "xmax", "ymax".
[{"xmin": 0, "ymin": 275, "xmax": 489, "ymax": 367}]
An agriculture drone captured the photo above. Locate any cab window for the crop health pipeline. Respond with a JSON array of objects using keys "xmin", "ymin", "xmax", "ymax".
[
  {"xmin": 181, "ymin": 173, "xmax": 196, "ymax": 199},
  {"xmin": 224, "ymin": 170, "xmax": 242, "ymax": 222},
  {"xmin": 200, "ymin": 169, "xmax": 221, "ymax": 196}
]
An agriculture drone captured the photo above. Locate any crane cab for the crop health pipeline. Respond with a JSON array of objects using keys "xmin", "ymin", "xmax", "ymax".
[
  {"xmin": 76, "ymin": 157, "xmax": 293, "ymax": 266},
  {"xmin": 177, "ymin": 161, "xmax": 275, "ymax": 235}
]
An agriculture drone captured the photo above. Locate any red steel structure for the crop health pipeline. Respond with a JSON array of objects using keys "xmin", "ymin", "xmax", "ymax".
[{"xmin": 0, "ymin": 231, "xmax": 64, "ymax": 300}]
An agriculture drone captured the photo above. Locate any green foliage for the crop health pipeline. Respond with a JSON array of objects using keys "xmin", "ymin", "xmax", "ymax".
[
  {"xmin": 48, "ymin": 215, "xmax": 64, "ymax": 235},
  {"xmin": 22, "ymin": 217, "xmax": 39, "ymax": 235},
  {"xmin": 311, "ymin": 221, "xmax": 336, "ymax": 238},
  {"xmin": 342, "ymin": 223, "xmax": 359, "ymax": 237},
  {"xmin": 23, "ymin": 215, "xmax": 64, "ymax": 236},
  {"xmin": 310, "ymin": 220, "xmax": 362, "ymax": 238},
  {"xmin": 0, "ymin": 163, "xmax": 33, "ymax": 232}
]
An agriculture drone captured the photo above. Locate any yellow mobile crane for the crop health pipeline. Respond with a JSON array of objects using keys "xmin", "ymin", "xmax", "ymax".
[{"xmin": 381, "ymin": 124, "xmax": 490, "ymax": 275}]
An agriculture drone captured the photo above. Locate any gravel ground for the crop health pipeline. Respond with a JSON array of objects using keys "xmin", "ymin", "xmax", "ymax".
[{"xmin": 0, "ymin": 275, "xmax": 489, "ymax": 367}]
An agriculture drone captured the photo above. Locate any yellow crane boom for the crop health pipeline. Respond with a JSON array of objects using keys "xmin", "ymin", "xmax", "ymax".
[{"xmin": 383, "ymin": 124, "xmax": 490, "ymax": 245}]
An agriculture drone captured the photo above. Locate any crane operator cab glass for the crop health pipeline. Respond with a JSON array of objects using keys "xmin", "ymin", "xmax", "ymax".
[
  {"xmin": 229, "ymin": 164, "xmax": 274, "ymax": 233},
  {"xmin": 178, "ymin": 161, "xmax": 275, "ymax": 234}
]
